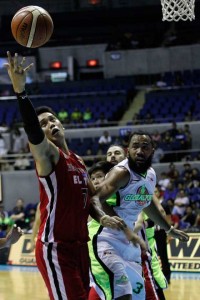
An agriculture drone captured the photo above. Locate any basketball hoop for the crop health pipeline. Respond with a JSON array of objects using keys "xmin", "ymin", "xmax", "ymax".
[{"xmin": 161, "ymin": 0, "xmax": 195, "ymax": 21}]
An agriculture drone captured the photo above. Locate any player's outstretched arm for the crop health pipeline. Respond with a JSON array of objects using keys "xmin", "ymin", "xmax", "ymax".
[
  {"xmin": 4, "ymin": 52, "xmax": 58, "ymax": 175},
  {"xmin": 0, "ymin": 224, "xmax": 23, "ymax": 249},
  {"xmin": 144, "ymin": 200, "xmax": 189, "ymax": 242}
]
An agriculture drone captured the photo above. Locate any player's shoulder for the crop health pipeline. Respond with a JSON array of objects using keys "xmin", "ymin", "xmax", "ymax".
[{"xmin": 147, "ymin": 167, "xmax": 157, "ymax": 179}]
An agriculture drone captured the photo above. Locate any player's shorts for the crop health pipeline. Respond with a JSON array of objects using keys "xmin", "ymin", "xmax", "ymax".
[
  {"xmin": 90, "ymin": 238, "xmax": 145, "ymax": 300},
  {"xmin": 142, "ymin": 252, "xmax": 160, "ymax": 300},
  {"xmin": 36, "ymin": 239, "xmax": 89, "ymax": 300}
]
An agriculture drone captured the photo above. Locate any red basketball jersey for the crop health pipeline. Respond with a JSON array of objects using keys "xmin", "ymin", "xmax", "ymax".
[{"xmin": 37, "ymin": 149, "xmax": 90, "ymax": 243}]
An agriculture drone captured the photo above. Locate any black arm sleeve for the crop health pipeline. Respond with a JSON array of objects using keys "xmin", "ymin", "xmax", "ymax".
[
  {"xmin": 16, "ymin": 91, "xmax": 45, "ymax": 145},
  {"xmin": 146, "ymin": 218, "xmax": 155, "ymax": 228}
]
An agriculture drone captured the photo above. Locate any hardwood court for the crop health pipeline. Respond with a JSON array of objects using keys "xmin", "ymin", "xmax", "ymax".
[{"xmin": 0, "ymin": 266, "xmax": 199, "ymax": 300}]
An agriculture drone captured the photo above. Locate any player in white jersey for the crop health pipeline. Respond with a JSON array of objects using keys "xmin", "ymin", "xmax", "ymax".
[{"xmin": 90, "ymin": 132, "xmax": 189, "ymax": 300}]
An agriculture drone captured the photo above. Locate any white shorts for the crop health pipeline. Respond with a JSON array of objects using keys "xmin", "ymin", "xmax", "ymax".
[{"xmin": 90, "ymin": 238, "xmax": 145, "ymax": 300}]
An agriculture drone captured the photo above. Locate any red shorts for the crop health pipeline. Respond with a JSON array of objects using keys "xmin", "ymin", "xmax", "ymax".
[
  {"xmin": 88, "ymin": 287, "xmax": 101, "ymax": 300},
  {"xmin": 142, "ymin": 252, "xmax": 160, "ymax": 300},
  {"xmin": 36, "ymin": 239, "xmax": 90, "ymax": 300}
]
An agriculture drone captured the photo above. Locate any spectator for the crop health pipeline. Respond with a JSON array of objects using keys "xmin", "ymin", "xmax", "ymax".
[
  {"xmin": 152, "ymin": 141, "xmax": 165, "ymax": 163},
  {"xmin": 0, "ymin": 211, "xmax": 14, "ymax": 237},
  {"xmin": 144, "ymin": 112, "xmax": 154, "ymax": 124},
  {"xmin": 98, "ymin": 130, "xmax": 112, "ymax": 153},
  {"xmin": 83, "ymin": 107, "xmax": 92, "ymax": 123},
  {"xmin": 159, "ymin": 131, "xmax": 174, "ymax": 156},
  {"xmin": 10, "ymin": 198, "xmax": 26, "ymax": 229},
  {"xmin": 120, "ymin": 129, "xmax": 131, "ymax": 149},
  {"xmin": 57, "ymin": 107, "xmax": 69, "ymax": 123},
  {"xmin": 174, "ymin": 128, "xmax": 187, "ymax": 150},
  {"xmin": 158, "ymin": 172, "xmax": 170, "ymax": 191},
  {"xmin": 152, "ymin": 130, "xmax": 161, "ymax": 143},
  {"xmin": 0, "ymin": 123, "xmax": 9, "ymax": 133},
  {"xmin": 96, "ymin": 112, "xmax": 108, "ymax": 127},
  {"xmin": 70, "ymin": 107, "xmax": 82, "ymax": 123},
  {"xmin": 190, "ymin": 168, "xmax": 200, "ymax": 181},
  {"xmin": 167, "ymin": 162, "xmax": 180, "ymax": 182},
  {"xmin": 181, "ymin": 163, "xmax": 192, "ymax": 178},
  {"xmin": 167, "ymin": 121, "xmax": 179, "ymax": 138},
  {"xmin": 172, "ymin": 189, "xmax": 190, "ymax": 218},
  {"xmin": 163, "ymin": 181, "xmax": 178, "ymax": 203},
  {"xmin": 11, "ymin": 126, "xmax": 24, "ymax": 153},
  {"xmin": 179, "ymin": 206, "xmax": 197, "ymax": 229},
  {"xmin": 194, "ymin": 210, "xmax": 200, "ymax": 228},
  {"xmin": 13, "ymin": 151, "xmax": 31, "ymax": 170},
  {"xmin": 183, "ymin": 124, "xmax": 192, "ymax": 149},
  {"xmin": 184, "ymin": 111, "xmax": 193, "ymax": 122}
]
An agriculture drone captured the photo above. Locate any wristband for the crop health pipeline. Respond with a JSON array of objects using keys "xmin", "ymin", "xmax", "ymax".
[
  {"xmin": 166, "ymin": 225, "xmax": 174, "ymax": 234},
  {"xmin": 16, "ymin": 90, "xmax": 27, "ymax": 98},
  {"xmin": 146, "ymin": 219, "xmax": 155, "ymax": 228}
]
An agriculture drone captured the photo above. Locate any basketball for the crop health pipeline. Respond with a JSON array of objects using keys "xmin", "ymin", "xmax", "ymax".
[{"xmin": 11, "ymin": 6, "xmax": 54, "ymax": 48}]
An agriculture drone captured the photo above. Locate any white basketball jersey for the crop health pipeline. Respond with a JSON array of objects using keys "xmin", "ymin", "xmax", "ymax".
[{"xmin": 112, "ymin": 158, "xmax": 156, "ymax": 228}]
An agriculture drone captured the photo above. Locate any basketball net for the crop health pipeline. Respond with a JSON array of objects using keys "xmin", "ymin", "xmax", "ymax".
[{"xmin": 161, "ymin": 0, "xmax": 195, "ymax": 21}]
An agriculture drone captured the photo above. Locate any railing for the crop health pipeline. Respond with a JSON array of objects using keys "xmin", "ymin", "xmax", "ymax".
[{"xmin": 0, "ymin": 148, "xmax": 199, "ymax": 170}]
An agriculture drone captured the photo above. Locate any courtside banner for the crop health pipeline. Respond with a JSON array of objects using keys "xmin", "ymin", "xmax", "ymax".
[
  {"xmin": 8, "ymin": 234, "xmax": 36, "ymax": 266},
  {"xmin": 167, "ymin": 232, "xmax": 200, "ymax": 272}
]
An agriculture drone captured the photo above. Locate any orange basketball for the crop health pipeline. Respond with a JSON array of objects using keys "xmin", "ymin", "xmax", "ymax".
[{"xmin": 11, "ymin": 6, "xmax": 54, "ymax": 48}]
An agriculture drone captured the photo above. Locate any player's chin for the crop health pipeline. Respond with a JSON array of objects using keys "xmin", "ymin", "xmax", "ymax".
[{"xmin": 135, "ymin": 160, "xmax": 145, "ymax": 166}]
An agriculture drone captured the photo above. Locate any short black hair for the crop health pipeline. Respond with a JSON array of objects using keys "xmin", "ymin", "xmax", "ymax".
[
  {"xmin": 128, "ymin": 131, "xmax": 154, "ymax": 147},
  {"xmin": 88, "ymin": 161, "xmax": 113, "ymax": 177},
  {"xmin": 35, "ymin": 106, "xmax": 57, "ymax": 117}
]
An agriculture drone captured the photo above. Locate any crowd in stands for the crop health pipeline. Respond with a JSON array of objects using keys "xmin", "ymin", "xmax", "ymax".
[
  {"xmin": 156, "ymin": 162, "xmax": 200, "ymax": 231},
  {"xmin": 151, "ymin": 122, "xmax": 194, "ymax": 163},
  {"xmin": 0, "ymin": 118, "xmax": 198, "ymax": 171}
]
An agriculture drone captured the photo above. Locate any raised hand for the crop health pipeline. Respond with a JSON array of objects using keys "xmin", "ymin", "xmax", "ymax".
[{"xmin": 4, "ymin": 51, "xmax": 33, "ymax": 93}]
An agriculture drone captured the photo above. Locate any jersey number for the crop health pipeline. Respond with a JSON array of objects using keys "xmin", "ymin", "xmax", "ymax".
[
  {"xmin": 133, "ymin": 282, "xmax": 144, "ymax": 294},
  {"xmin": 81, "ymin": 188, "xmax": 88, "ymax": 209}
]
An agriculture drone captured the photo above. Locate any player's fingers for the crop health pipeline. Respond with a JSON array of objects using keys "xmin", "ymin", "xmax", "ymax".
[
  {"xmin": 13, "ymin": 53, "xmax": 19, "ymax": 71},
  {"xmin": 16, "ymin": 226, "xmax": 24, "ymax": 235},
  {"xmin": 179, "ymin": 234, "xmax": 189, "ymax": 242},
  {"xmin": 24, "ymin": 63, "xmax": 34, "ymax": 72},
  {"xmin": 19, "ymin": 56, "xmax": 26, "ymax": 66},
  {"xmin": 6, "ymin": 51, "xmax": 13, "ymax": 65},
  {"xmin": 3, "ymin": 63, "xmax": 9, "ymax": 69}
]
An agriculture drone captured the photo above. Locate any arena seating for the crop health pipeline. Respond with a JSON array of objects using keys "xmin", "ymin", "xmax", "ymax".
[
  {"xmin": 0, "ymin": 77, "xmax": 135, "ymax": 126},
  {"xmin": 139, "ymin": 87, "xmax": 200, "ymax": 123}
]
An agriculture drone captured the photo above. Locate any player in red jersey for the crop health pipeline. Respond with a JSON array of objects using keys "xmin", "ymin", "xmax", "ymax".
[{"xmin": 5, "ymin": 52, "xmax": 125, "ymax": 300}]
